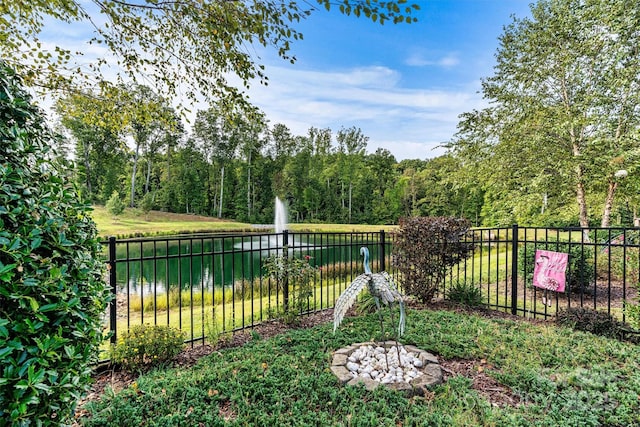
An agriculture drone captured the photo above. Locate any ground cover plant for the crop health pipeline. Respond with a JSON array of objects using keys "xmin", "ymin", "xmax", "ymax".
[{"xmin": 79, "ymin": 308, "xmax": 640, "ymax": 426}]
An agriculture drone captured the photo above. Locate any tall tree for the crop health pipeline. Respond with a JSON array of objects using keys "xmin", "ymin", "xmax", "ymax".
[
  {"xmin": 233, "ymin": 109, "xmax": 267, "ymax": 221},
  {"xmin": 125, "ymin": 85, "xmax": 178, "ymax": 207},
  {"xmin": 451, "ymin": 0, "xmax": 640, "ymax": 229},
  {"xmin": 192, "ymin": 106, "xmax": 241, "ymax": 218},
  {"xmin": 268, "ymin": 123, "xmax": 298, "ymax": 161},
  {"xmin": 55, "ymin": 90, "xmax": 129, "ymax": 203},
  {"xmin": 336, "ymin": 126, "xmax": 368, "ymax": 223},
  {"xmin": 366, "ymin": 148, "xmax": 401, "ymax": 223}
]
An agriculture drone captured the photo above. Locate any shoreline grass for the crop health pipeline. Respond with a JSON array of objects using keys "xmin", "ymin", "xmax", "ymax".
[{"xmin": 100, "ymin": 279, "xmax": 352, "ymax": 356}]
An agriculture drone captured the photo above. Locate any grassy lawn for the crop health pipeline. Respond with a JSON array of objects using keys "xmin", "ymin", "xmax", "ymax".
[
  {"xmin": 92, "ymin": 206, "xmax": 253, "ymax": 238},
  {"xmin": 91, "ymin": 205, "xmax": 396, "ymax": 238},
  {"xmin": 82, "ymin": 308, "xmax": 640, "ymax": 426}
]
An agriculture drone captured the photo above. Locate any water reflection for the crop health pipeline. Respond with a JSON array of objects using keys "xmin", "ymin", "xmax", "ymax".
[{"xmin": 114, "ymin": 234, "xmax": 385, "ymax": 297}]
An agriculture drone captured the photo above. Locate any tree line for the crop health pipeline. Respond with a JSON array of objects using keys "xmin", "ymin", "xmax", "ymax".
[{"xmin": 54, "ymin": 86, "xmax": 480, "ymax": 225}]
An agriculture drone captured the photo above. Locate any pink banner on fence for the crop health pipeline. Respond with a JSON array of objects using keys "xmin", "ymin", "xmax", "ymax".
[{"xmin": 533, "ymin": 250, "xmax": 568, "ymax": 293}]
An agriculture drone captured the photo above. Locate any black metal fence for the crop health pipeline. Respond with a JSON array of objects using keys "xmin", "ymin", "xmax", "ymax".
[
  {"xmin": 104, "ymin": 230, "xmax": 390, "ymax": 347},
  {"xmin": 103, "ymin": 226, "xmax": 639, "ymax": 353},
  {"xmin": 441, "ymin": 225, "xmax": 639, "ymax": 322}
]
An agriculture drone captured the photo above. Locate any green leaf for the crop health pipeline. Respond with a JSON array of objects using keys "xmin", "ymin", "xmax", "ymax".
[
  {"xmin": 0, "ymin": 262, "xmax": 17, "ymax": 282},
  {"xmin": 30, "ymin": 236, "xmax": 42, "ymax": 250},
  {"xmin": 0, "ymin": 347, "xmax": 13, "ymax": 359},
  {"xmin": 39, "ymin": 303, "xmax": 59, "ymax": 312},
  {"xmin": 25, "ymin": 296, "xmax": 39, "ymax": 312}
]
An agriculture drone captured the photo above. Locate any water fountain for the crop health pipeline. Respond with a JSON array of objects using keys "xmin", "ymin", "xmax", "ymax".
[
  {"xmin": 236, "ymin": 197, "xmax": 290, "ymax": 251},
  {"xmin": 274, "ymin": 196, "xmax": 288, "ymax": 234}
]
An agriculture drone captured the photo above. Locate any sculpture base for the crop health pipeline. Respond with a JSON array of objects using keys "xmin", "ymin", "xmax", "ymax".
[{"xmin": 330, "ymin": 341, "xmax": 444, "ymax": 397}]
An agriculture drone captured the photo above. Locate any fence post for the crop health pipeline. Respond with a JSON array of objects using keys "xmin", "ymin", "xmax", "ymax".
[
  {"xmin": 511, "ymin": 224, "xmax": 518, "ymax": 315},
  {"xmin": 108, "ymin": 236, "xmax": 117, "ymax": 344},
  {"xmin": 379, "ymin": 229, "xmax": 386, "ymax": 272},
  {"xmin": 282, "ymin": 230, "xmax": 289, "ymax": 311}
]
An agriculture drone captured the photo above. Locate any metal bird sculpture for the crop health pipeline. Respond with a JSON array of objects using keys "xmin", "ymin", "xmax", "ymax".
[{"xmin": 333, "ymin": 247, "xmax": 406, "ymax": 338}]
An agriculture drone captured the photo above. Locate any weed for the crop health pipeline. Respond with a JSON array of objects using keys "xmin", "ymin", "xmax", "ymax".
[{"xmin": 446, "ymin": 281, "xmax": 483, "ymax": 307}]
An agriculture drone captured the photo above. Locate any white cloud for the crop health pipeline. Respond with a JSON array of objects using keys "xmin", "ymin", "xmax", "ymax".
[
  {"xmin": 241, "ymin": 64, "xmax": 485, "ymax": 160},
  {"xmin": 405, "ymin": 52, "xmax": 460, "ymax": 68},
  {"xmin": 32, "ymin": 11, "xmax": 484, "ymax": 162}
]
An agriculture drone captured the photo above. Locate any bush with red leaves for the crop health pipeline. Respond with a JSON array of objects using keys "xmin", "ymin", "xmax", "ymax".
[{"xmin": 393, "ymin": 217, "xmax": 473, "ymax": 303}]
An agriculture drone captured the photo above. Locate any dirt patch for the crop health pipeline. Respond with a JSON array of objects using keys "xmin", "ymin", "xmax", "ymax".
[
  {"xmin": 478, "ymin": 279, "xmax": 637, "ymax": 318},
  {"xmin": 439, "ymin": 358, "xmax": 521, "ymax": 408}
]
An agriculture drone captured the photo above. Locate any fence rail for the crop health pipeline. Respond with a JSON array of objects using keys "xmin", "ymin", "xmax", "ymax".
[{"xmin": 102, "ymin": 226, "xmax": 639, "ymax": 355}]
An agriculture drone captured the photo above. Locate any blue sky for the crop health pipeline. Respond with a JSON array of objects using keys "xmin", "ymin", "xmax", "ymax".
[
  {"xmin": 240, "ymin": 0, "xmax": 533, "ymax": 160},
  {"xmin": 36, "ymin": 0, "xmax": 533, "ymax": 160}
]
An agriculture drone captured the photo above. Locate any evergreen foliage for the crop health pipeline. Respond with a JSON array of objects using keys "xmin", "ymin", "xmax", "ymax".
[
  {"xmin": 556, "ymin": 307, "xmax": 634, "ymax": 342},
  {"xmin": 105, "ymin": 190, "xmax": 125, "ymax": 218},
  {"xmin": 446, "ymin": 281, "xmax": 483, "ymax": 307},
  {"xmin": 110, "ymin": 324, "xmax": 185, "ymax": 372},
  {"xmin": 0, "ymin": 63, "xmax": 109, "ymax": 424},
  {"xmin": 262, "ymin": 252, "xmax": 317, "ymax": 324},
  {"xmin": 140, "ymin": 192, "xmax": 154, "ymax": 217}
]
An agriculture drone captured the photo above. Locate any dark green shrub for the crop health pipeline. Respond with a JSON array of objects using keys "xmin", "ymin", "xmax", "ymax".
[
  {"xmin": 518, "ymin": 239, "xmax": 595, "ymax": 294},
  {"xmin": 556, "ymin": 307, "xmax": 628, "ymax": 341},
  {"xmin": 0, "ymin": 63, "xmax": 110, "ymax": 424},
  {"xmin": 110, "ymin": 324, "xmax": 185, "ymax": 372},
  {"xmin": 140, "ymin": 191, "xmax": 154, "ymax": 218},
  {"xmin": 392, "ymin": 216, "xmax": 473, "ymax": 303},
  {"xmin": 106, "ymin": 190, "xmax": 125, "ymax": 218},
  {"xmin": 446, "ymin": 281, "xmax": 483, "ymax": 307}
]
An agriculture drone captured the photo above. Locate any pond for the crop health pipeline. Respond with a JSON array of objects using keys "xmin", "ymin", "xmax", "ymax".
[{"xmin": 111, "ymin": 232, "xmax": 388, "ymax": 296}]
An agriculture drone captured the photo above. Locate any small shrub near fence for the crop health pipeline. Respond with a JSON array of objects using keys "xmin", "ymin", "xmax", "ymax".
[
  {"xmin": 446, "ymin": 280, "xmax": 483, "ymax": 307},
  {"xmin": 262, "ymin": 252, "xmax": 317, "ymax": 324},
  {"xmin": 110, "ymin": 324, "xmax": 185, "ymax": 372},
  {"xmin": 556, "ymin": 307, "xmax": 634, "ymax": 342}
]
